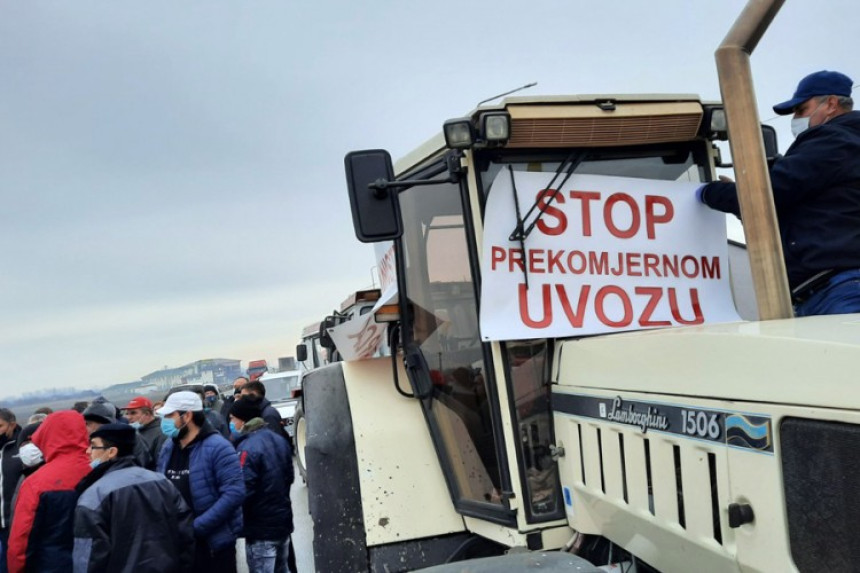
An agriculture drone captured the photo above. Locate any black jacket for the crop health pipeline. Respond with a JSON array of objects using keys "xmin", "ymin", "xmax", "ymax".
[
  {"xmin": 703, "ymin": 111, "xmax": 860, "ymax": 289},
  {"xmin": 259, "ymin": 398, "xmax": 287, "ymax": 439},
  {"xmin": 234, "ymin": 419, "xmax": 294, "ymax": 541},
  {"xmin": 0, "ymin": 425, "xmax": 22, "ymax": 530},
  {"xmin": 73, "ymin": 457, "xmax": 194, "ymax": 573},
  {"xmin": 205, "ymin": 409, "xmax": 230, "ymax": 439},
  {"xmin": 137, "ymin": 418, "xmax": 167, "ymax": 464},
  {"xmin": 133, "ymin": 434, "xmax": 154, "ymax": 470},
  {"xmin": 220, "ymin": 395, "xmax": 238, "ymax": 423}
]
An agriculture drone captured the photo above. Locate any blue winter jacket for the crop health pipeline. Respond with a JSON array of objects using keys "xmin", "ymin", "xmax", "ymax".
[
  {"xmin": 702, "ymin": 110, "xmax": 860, "ymax": 289},
  {"xmin": 234, "ymin": 420, "xmax": 294, "ymax": 541},
  {"xmin": 157, "ymin": 425, "xmax": 244, "ymax": 551}
]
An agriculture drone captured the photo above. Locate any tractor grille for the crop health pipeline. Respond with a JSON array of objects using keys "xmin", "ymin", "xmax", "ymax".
[
  {"xmin": 573, "ymin": 421, "xmax": 724, "ymax": 544},
  {"xmin": 507, "ymin": 102, "xmax": 702, "ymax": 148},
  {"xmin": 781, "ymin": 418, "xmax": 860, "ymax": 572}
]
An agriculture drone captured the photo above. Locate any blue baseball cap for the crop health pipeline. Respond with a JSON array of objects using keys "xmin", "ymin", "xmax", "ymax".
[{"xmin": 773, "ymin": 70, "xmax": 853, "ymax": 115}]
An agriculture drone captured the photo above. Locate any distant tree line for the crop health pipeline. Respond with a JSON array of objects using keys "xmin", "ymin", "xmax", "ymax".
[{"xmin": 3, "ymin": 387, "xmax": 100, "ymax": 407}]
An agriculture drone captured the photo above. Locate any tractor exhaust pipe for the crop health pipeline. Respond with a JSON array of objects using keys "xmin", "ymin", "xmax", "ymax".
[{"xmin": 716, "ymin": 0, "xmax": 793, "ymax": 320}]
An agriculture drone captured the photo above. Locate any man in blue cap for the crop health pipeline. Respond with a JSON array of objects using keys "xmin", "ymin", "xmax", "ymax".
[{"xmin": 699, "ymin": 70, "xmax": 860, "ymax": 316}]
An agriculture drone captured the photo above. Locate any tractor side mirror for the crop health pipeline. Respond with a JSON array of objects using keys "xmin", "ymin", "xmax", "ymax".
[
  {"xmin": 344, "ymin": 150, "xmax": 402, "ymax": 243},
  {"xmin": 319, "ymin": 315, "xmax": 338, "ymax": 351},
  {"xmin": 715, "ymin": 124, "xmax": 781, "ymax": 169},
  {"xmin": 761, "ymin": 124, "xmax": 780, "ymax": 164}
]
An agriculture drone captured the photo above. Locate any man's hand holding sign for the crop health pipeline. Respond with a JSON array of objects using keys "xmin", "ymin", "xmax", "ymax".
[{"xmin": 480, "ymin": 172, "xmax": 740, "ymax": 341}]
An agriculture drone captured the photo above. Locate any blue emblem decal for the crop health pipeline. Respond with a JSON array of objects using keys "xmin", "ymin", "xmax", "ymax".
[{"xmin": 725, "ymin": 414, "xmax": 773, "ymax": 452}]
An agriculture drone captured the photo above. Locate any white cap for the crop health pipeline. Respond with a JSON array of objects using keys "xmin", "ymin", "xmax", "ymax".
[{"xmin": 156, "ymin": 391, "xmax": 203, "ymax": 416}]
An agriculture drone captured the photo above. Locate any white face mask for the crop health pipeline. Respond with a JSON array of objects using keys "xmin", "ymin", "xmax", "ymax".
[
  {"xmin": 791, "ymin": 116, "xmax": 810, "ymax": 138},
  {"xmin": 18, "ymin": 443, "xmax": 44, "ymax": 468},
  {"xmin": 791, "ymin": 99, "xmax": 829, "ymax": 138}
]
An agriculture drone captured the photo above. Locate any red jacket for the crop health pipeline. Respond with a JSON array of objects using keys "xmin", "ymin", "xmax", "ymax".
[{"xmin": 7, "ymin": 411, "xmax": 91, "ymax": 573}]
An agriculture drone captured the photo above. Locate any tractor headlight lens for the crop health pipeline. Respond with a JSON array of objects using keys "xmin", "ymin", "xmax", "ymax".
[{"xmin": 443, "ymin": 118, "xmax": 475, "ymax": 149}]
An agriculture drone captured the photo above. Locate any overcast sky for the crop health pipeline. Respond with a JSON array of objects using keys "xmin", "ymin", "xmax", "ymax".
[{"xmin": 1, "ymin": 1, "xmax": 856, "ymax": 397}]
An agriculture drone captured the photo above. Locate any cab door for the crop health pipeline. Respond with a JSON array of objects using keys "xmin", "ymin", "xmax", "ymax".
[{"xmin": 396, "ymin": 168, "xmax": 517, "ymax": 524}]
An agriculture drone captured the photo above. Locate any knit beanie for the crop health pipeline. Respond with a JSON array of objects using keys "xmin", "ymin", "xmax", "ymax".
[
  {"xmin": 83, "ymin": 397, "xmax": 118, "ymax": 425},
  {"xmin": 230, "ymin": 397, "xmax": 264, "ymax": 422}
]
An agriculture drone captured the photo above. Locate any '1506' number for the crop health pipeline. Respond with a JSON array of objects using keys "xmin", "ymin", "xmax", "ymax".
[{"xmin": 680, "ymin": 409, "xmax": 721, "ymax": 440}]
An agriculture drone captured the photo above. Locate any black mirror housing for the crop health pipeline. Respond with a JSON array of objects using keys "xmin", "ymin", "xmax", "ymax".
[
  {"xmin": 761, "ymin": 124, "xmax": 780, "ymax": 161},
  {"xmin": 319, "ymin": 315, "xmax": 338, "ymax": 351},
  {"xmin": 296, "ymin": 344, "xmax": 308, "ymax": 363},
  {"xmin": 713, "ymin": 124, "xmax": 781, "ymax": 169},
  {"xmin": 344, "ymin": 150, "xmax": 402, "ymax": 243}
]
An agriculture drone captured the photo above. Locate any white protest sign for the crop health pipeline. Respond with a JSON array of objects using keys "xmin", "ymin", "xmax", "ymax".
[
  {"xmin": 328, "ymin": 310, "xmax": 388, "ymax": 361},
  {"xmin": 327, "ymin": 243, "xmax": 397, "ymax": 362},
  {"xmin": 374, "ymin": 241, "xmax": 396, "ymax": 292},
  {"xmin": 480, "ymin": 171, "xmax": 740, "ymax": 341}
]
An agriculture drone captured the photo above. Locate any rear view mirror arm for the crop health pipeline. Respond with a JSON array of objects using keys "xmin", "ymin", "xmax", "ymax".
[
  {"xmin": 369, "ymin": 174, "xmax": 459, "ymax": 195},
  {"xmin": 369, "ymin": 150, "xmax": 465, "ymax": 196}
]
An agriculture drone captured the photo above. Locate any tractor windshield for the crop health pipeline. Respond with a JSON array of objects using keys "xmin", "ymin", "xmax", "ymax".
[{"xmin": 476, "ymin": 143, "xmax": 709, "ymax": 521}]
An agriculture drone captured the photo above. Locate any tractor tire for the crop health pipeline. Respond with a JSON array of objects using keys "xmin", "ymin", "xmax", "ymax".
[
  {"xmin": 293, "ymin": 403, "xmax": 308, "ymax": 483},
  {"xmin": 304, "ymin": 363, "xmax": 368, "ymax": 572}
]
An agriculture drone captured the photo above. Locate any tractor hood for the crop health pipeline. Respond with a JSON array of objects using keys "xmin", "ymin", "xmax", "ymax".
[{"xmin": 555, "ymin": 314, "xmax": 860, "ymax": 410}]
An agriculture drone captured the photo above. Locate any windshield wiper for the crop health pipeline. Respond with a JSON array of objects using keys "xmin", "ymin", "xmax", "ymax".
[
  {"xmin": 508, "ymin": 150, "xmax": 586, "ymax": 242},
  {"xmin": 508, "ymin": 165, "xmax": 530, "ymax": 289}
]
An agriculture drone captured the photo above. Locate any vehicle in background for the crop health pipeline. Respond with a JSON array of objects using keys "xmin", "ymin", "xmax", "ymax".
[
  {"xmin": 293, "ymin": 322, "xmax": 325, "ymax": 483},
  {"xmin": 318, "ymin": 288, "xmax": 386, "ymax": 362},
  {"xmin": 246, "ymin": 359, "xmax": 268, "ymax": 382},
  {"xmin": 258, "ymin": 369, "xmax": 303, "ymax": 438},
  {"xmin": 293, "ymin": 288, "xmax": 387, "ymax": 483},
  {"xmin": 163, "ymin": 383, "xmax": 205, "ymax": 399},
  {"xmin": 297, "ymin": 320, "xmax": 327, "ymax": 372},
  {"xmin": 278, "ymin": 356, "xmax": 299, "ymax": 372}
]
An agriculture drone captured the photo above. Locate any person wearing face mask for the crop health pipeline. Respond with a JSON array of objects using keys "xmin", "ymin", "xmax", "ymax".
[
  {"xmin": 83, "ymin": 398, "xmax": 153, "ymax": 470},
  {"xmin": 73, "ymin": 424, "xmax": 194, "ymax": 572},
  {"xmin": 200, "ymin": 389, "xmax": 230, "ymax": 439},
  {"xmin": 9, "ymin": 422, "xmax": 44, "ymax": 528},
  {"xmin": 7, "ymin": 411, "xmax": 90, "ymax": 573},
  {"xmin": 15, "ymin": 423, "xmax": 43, "ymax": 477},
  {"xmin": 122, "ymin": 396, "xmax": 167, "ymax": 464},
  {"xmin": 239, "ymin": 381, "xmax": 289, "ymax": 441},
  {"xmin": 156, "ymin": 392, "xmax": 244, "ymax": 573},
  {"xmin": 6, "ymin": 424, "xmax": 44, "ymax": 573},
  {"xmin": 0, "ymin": 409, "xmax": 22, "ymax": 573},
  {"xmin": 230, "ymin": 398, "xmax": 295, "ymax": 573},
  {"xmin": 204, "ymin": 385, "xmax": 224, "ymax": 413},
  {"xmin": 699, "ymin": 70, "xmax": 860, "ymax": 316}
]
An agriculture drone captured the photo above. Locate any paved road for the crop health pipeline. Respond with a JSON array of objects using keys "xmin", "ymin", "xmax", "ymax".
[
  {"xmin": 290, "ymin": 469, "xmax": 315, "ymax": 572},
  {"xmin": 237, "ymin": 461, "xmax": 314, "ymax": 573}
]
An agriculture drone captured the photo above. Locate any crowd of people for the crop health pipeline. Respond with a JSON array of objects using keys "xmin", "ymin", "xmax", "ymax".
[{"xmin": 0, "ymin": 376, "xmax": 296, "ymax": 573}]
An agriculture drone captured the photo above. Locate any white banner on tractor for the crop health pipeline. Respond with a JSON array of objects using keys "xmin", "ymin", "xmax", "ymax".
[
  {"xmin": 327, "ymin": 308, "xmax": 388, "ymax": 362},
  {"xmin": 480, "ymin": 171, "xmax": 740, "ymax": 341},
  {"xmin": 374, "ymin": 241, "xmax": 396, "ymax": 293},
  {"xmin": 326, "ymin": 242, "xmax": 398, "ymax": 362}
]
